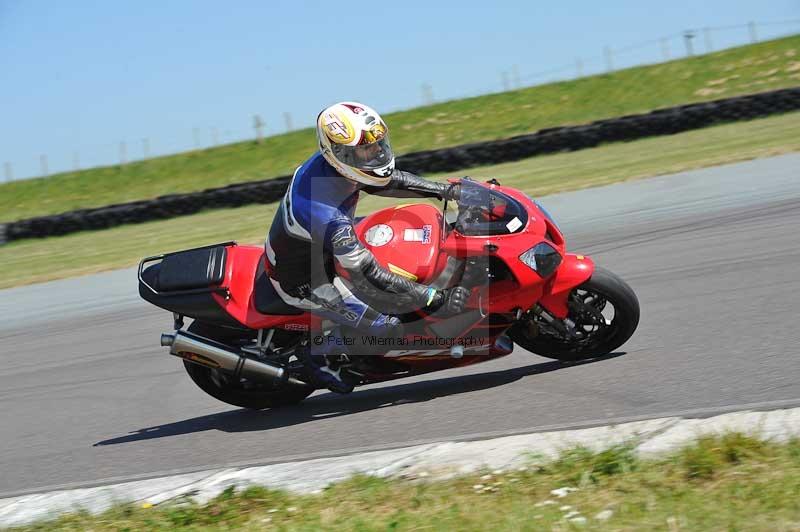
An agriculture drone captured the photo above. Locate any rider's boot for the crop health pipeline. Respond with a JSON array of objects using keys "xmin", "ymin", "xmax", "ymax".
[{"xmin": 299, "ymin": 328, "xmax": 355, "ymax": 394}]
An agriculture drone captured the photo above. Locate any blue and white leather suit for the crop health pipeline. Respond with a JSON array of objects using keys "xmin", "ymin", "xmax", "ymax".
[{"xmin": 266, "ymin": 152, "xmax": 451, "ymax": 339}]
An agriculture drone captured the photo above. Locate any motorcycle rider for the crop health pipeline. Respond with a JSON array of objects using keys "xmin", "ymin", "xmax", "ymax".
[{"xmin": 266, "ymin": 101, "xmax": 468, "ymax": 393}]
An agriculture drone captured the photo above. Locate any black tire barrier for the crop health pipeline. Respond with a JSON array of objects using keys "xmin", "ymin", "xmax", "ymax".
[
  {"xmin": 395, "ymin": 87, "xmax": 800, "ymax": 174},
  {"xmin": 5, "ymin": 86, "xmax": 799, "ymax": 242},
  {"xmin": 3, "ymin": 178, "xmax": 293, "ymax": 241}
]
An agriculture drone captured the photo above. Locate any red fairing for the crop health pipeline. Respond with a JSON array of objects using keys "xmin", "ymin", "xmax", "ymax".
[
  {"xmin": 211, "ymin": 245, "xmax": 316, "ymax": 331},
  {"xmin": 435, "ymin": 183, "xmax": 560, "ymax": 315},
  {"xmin": 538, "ymin": 254, "xmax": 596, "ymax": 318}
]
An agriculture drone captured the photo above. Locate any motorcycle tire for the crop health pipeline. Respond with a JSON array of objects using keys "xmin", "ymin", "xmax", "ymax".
[{"xmin": 509, "ymin": 267, "xmax": 640, "ymax": 361}]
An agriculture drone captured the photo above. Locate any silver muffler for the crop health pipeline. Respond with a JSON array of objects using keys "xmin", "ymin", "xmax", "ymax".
[{"xmin": 161, "ymin": 330, "xmax": 292, "ymax": 384}]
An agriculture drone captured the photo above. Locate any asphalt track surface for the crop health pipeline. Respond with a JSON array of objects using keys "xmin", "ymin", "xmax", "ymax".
[{"xmin": 2, "ymin": 154, "xmax": 799, "ymax": 497}]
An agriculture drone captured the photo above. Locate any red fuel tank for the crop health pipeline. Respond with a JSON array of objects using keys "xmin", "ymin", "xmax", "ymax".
[{"xmin": 354, "ymin": 204, "xmax": 446, "ymax": 283}]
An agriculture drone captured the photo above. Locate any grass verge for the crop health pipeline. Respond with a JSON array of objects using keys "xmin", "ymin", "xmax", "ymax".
[
  {"xmin": 1, "ymin": 111, "xmax": 798, "ymax": 290},
  {"xmin": 1, "ymin": 36, "xmax": 799, "ymax": 220},
  {"xmin": 12, "ymin": 433, "xmax": 800, "ymax": 531}
]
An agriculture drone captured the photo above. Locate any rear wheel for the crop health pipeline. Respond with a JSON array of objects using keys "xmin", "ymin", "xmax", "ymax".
[
  {"xmin": 183, "ymin": 321, "xmax": 315, "ymax": 410},
  {"xmin": 509, "ymin": 267, "xmax": 640, "ymax": 361}
]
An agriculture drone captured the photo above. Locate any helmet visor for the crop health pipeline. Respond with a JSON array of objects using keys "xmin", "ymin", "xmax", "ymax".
[{"xmin": 331, "ymin": 135, "xmax": 394, "ymax": 171}]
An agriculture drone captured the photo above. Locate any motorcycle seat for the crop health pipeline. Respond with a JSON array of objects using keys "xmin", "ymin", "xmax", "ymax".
[
  {"xmin": 253, "ymin": 263, "xmax": 304, "ymax": 316},
  {"xmin": 157, "ymin": 245, "xmax": 227, "ymax": 291}
]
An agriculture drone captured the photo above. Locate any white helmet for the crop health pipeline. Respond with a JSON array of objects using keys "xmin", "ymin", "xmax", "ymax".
[{"xmin": 316, "ymin": 101, "xmax": 396, "ymax": 186}]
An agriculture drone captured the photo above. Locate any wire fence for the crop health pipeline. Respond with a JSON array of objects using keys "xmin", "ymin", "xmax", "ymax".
[
  {"xmin": 2, "ymin": 18, "xmax": 800, "ymax": 184},
  {"xmin": 446, "ymin": 19, "xmax": 800, "ymax": 102}
]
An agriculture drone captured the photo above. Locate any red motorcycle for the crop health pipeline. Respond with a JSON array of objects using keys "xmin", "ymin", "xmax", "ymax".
[{"xmin": 139, "ymin": 178, "xmax": 640, "ymax": 409}]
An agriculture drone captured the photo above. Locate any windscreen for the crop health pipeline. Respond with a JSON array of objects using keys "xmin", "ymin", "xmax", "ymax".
[{"xmin": 454, "ymin": 179, "xmax": 528, "ymax": 236}]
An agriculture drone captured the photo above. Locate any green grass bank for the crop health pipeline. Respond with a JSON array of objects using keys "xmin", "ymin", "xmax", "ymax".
[
  {"xmin": 1, "ymin": 35, "xmax": 799, "ymax": 221},
  {"xmin": 12, "ymin": 433, "xmax": 800, "ymax": 531},
  {"xmin": 1, "ymin": 111, "xmax": 797, "ymax": 289}
]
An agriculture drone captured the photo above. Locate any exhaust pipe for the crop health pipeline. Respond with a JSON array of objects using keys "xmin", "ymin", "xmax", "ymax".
[{"xmin": 161, "ymin": 330, "xmax": 298, "ymax": 385}]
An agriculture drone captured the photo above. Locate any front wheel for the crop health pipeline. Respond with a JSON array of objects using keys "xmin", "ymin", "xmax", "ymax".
[
  {"xmin": 509, "ymin": 267, "xmax": 640, "ymax": 361},
  {"xmin": 183, "ymin": 321, "xmax": 316, "ymax": 410}
]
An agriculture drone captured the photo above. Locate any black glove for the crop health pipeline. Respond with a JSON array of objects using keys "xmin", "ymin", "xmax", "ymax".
[
  {"xmin": 443, "ymin": 183, "xmax": 461, "ymax": 202},
  {"xmin": 430, "ymin": 286, "xmax": 470, "ymax": 314}
]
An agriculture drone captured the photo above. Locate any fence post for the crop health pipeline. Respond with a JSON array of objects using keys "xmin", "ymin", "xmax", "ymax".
[
  {"xmin": 501, "ymin": 71, "xmax": 510, "ymax": 91},
  {"xmin": 575, "ymin": 58, "xmax": 584, "ymax": 78},
  {"xmin": 142, "ymin": 138, "xmax": 150, "ymax": 159},
  {"xmin": 73, "ymin": 151, "xmax": 80, "ymax": 171},
  {"xmin": 40, "ymin": 154, "xmax": 48, "ymax": 177},
  {"xmin": 748, "ymin": 21, "xmax": 758, "ymax": 43},
  {"xmin": 4, "ymin": 162, "xmax": 12, "ymax": 182},
  {"xmin": 511, "ymin": 65, "xmax": 521, "ymax": 88},
  {"xmin": 421, "ymin": 84, "xmax": 434, "ymax": 105},
  {"xmin": 703, "ymin": 27, "xmax": 713, "ymax": 53},
  {"xmin": 283, "ymin": 112, "xmax": 293, "ymax": 132},
  {"xmin": 683, "ymin": 30, "xmax": 696, "ymax": 56},
  {"xmin": 604, "ymin": 46, "xmax": 614, "ymax": 73},
  {"xmin": 252, "ymin": 116, "xmax": 265, "ymax": 143}
]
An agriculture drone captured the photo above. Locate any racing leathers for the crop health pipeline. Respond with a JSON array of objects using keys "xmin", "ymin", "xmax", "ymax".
[{"xmin": 265, "ymin": 152, "xmax": 463, "ymax": 391}]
